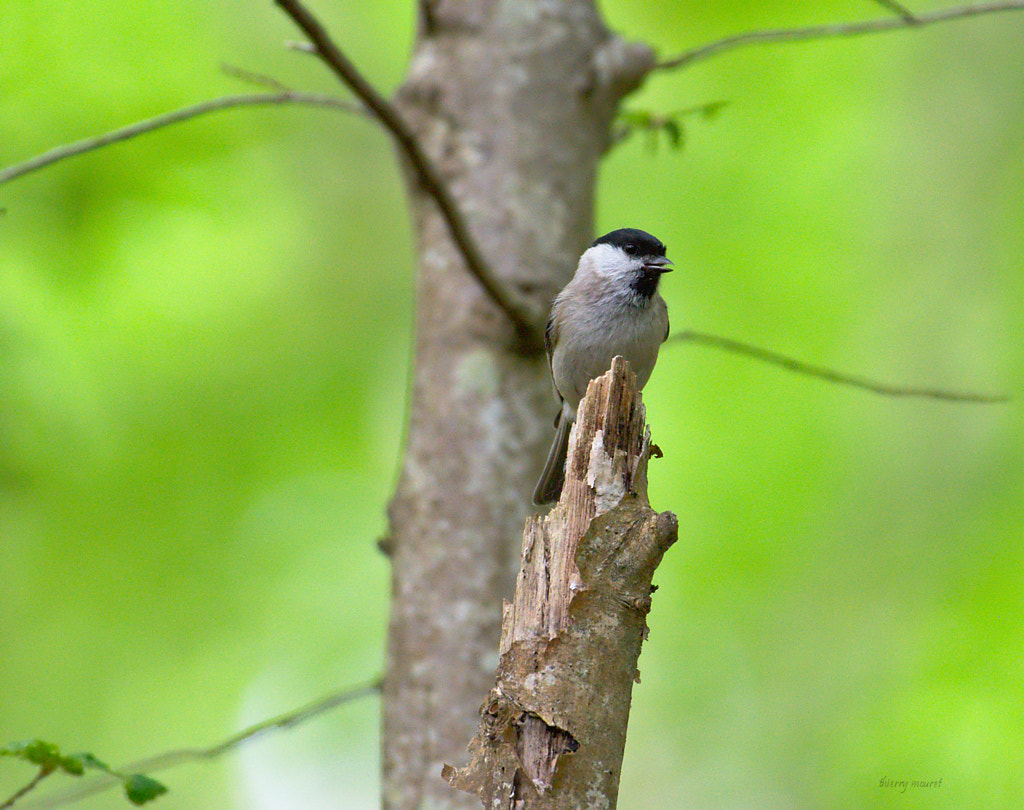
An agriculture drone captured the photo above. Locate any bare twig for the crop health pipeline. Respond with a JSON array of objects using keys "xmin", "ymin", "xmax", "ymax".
[
  {"xmin": 0, "ymin": 93, "xmax": 362, "ymax": 186},
  {"xmin": 220, "ymin": 63, "xmax": 292, "ymax": 92},
  {"xmin": 658, "ymin": 1, "xmax": 1024, "ymax": 70},
  {"xmin": 134, "ymin": 676, "xmax": 382, "ymax": 765},
  {"xmin": 22, "ymin": 677, "xmax": 382, "ymax": 808},
  {"xmin": 673, "ymin": 330, "xmax": 1011, "ymax": 403},
  {"xmin": 1, "ymin": 768, "xmax": 54, "ymax": 810},
  {"xmin": 273, "ymin": 0, "xmax": 542, "ymax": 345},
  {"xmin": 870, "ymin": 0, "xmax": 920, "ymax": 23}
]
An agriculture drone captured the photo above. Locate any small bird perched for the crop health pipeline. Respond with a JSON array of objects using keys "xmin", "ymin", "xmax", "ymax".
[{"xmin": 533, "ymin": 228, "xmax": 672, "ymax": 506}]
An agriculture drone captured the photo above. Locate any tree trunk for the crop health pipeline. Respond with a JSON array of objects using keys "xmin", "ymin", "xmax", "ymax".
[{"xmin": 381, "ymin": 2, "xmax": 655, "ymax": 808}]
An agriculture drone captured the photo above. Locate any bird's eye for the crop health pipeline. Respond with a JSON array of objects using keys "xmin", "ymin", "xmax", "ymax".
[{"xmin": 624, "ymin": 243, "xmax": 637, "ymax": 255}]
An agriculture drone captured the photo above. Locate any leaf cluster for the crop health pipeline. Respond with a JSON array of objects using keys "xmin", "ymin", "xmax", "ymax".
[
  {"xmin": 613, "ymin": 101, "xmax": 728, "ymax": 151},
  {"xmin": 1, "ymin": 740, "xmax": 167, "ymax": 808}
]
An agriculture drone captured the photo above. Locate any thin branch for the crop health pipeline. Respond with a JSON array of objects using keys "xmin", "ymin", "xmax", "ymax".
[
  {"xmin": 1, "ymin": 768, "xmax": 53, "ymax": 810},
  {"xmin": 0, "ymin": 93, "xmax": 363, "ymax": 186},
  {"xmin": 137, "ymin": 676, "xmax": 383, "ymax": 766},
  {"xmin": 23, "ymin": 677, "xmax": 382, "ymax": 808},
  {"xmin": 672, "ymin": 330, "xmax": 1011, "ymax": 403},
  {"xmin": 220, "ymin": 63, "xmax": 293, "ymax": 92},
  {"xmin": 273, "ymin": 0, "xmax": 542, "ymax": 346},
  {"xmin": 658, "ymin": 1, "xmax": 1024, "ymax": 70},
  {"xmin": 869, "ymin": 0, "xmax": 920, "ymax": 23}
]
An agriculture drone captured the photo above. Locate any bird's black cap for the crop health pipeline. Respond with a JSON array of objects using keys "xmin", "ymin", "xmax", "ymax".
[{"xmin": 592, "ymin": 228, "xmax": 666, "ymax": 258}]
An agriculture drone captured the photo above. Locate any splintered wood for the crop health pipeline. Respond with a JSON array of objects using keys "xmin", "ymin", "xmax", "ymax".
[{"xmin": 444, "ymin": 357, "xmax": 678, "ymax": 809}]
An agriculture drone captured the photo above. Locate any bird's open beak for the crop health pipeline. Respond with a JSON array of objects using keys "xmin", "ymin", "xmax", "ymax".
[{"xmin": 644, "ymin": 256, "xmax": 674, "ymax": 272}]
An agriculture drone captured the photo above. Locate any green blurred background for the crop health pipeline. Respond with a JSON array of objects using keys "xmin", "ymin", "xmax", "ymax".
[{"xmin": 2, "ymin": 1, "xmax": 1021, "ymax": 808}]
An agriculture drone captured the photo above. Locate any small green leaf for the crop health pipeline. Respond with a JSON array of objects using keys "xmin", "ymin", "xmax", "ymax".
[
  {"xmin": 124, "ymin": 774, "xmax": 168, "ymax": 805},
  {"xmin": 57, "ymin": 755, "xmax": 85, "ymax": 776},
  {"xmin": 699, "ymin": 99, "xmax": 729, "ymax": 120},
  {"xmin": 2, "ymin": 739, "xmax": 61, "ymax": 768},
  {"xmin": 619, "ymin": 109, "xmax": 651, "ymax": 128},
  {"xmin": 73, "ymin": 752, "xmax": 112, "ymax": 772},
  {"xmin": 664, "ymin": 120, "xmax": 683, "ymax": 149},
  {"xmin": 1, "ymin": 741, "xmax": 27, "ymax": 757}
]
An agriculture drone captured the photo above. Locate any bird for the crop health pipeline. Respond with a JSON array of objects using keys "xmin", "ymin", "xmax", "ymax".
[{"xmin": 532, "ymin": 227, "xmax": 672, "ymax": 505}]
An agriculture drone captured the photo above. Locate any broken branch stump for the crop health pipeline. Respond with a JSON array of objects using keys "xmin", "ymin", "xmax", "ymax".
[{"xmin": 444, "ymin": 356, "xmax": 678, "ymax": 809}]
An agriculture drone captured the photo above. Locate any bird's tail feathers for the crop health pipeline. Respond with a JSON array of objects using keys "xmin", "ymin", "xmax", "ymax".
[{"xmin": 532, "ymin": 412, "xmax": 572, "ymax": 506}]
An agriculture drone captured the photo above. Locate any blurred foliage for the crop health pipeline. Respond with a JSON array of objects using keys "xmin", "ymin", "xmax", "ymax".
[
  {"xmin": 1, "ymin": 740, "xmax": 167, "ymax": 806},
  {"xmin": 2, "ymin": 2, "xmax": 1022, "ymax": 810},
  {"xmin": 614, "ymin": 101, "xmax": 729, "ymax": 151}
]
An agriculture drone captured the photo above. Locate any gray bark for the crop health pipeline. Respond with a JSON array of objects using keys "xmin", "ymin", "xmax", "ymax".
[{"xmin": 382, "ymin": 2, "xmax": 655, "ymax": 808}]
